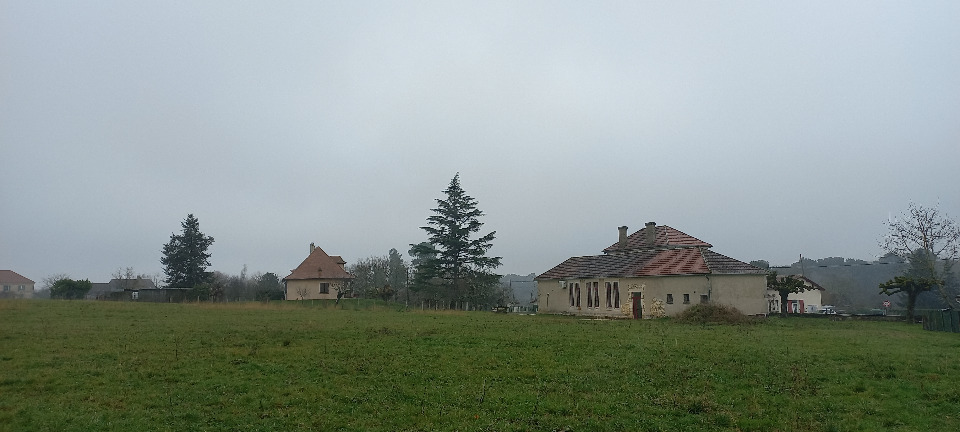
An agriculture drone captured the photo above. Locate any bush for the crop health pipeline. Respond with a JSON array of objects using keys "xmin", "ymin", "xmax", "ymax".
[{"xmin": 675, "ymin": 303, "xmax": 754, "ymax": 325}]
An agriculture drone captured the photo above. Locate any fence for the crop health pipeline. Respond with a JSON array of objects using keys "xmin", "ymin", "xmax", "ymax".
[{"xmin": 921, "ymin": 310, "xmax": 960, "ymax": 333}]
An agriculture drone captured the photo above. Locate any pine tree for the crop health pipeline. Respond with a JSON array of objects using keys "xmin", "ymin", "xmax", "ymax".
[
  {"xmin": 410, "ymin": 174, "xmax": 501, "ymax": 308},
  {"xmin": 161, "ymin": 214, "xmax": 215, "ymax": 288}
]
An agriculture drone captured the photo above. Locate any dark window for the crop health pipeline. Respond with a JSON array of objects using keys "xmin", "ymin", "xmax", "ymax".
[
  {"xmin": 319, "ymin": 283, "xmax": 330, "ymax": 294},
  {"xmin": 605, "ymin": 282, "xmax": 612, "ymax": 308},
  {"xmin": 569, "ymin": 282, "xmax": 574, "ymax": 306},
  {"xmin": 575, "ymin": 283, "xmax": 581, "ymax": 307},
  {"xmin": 2, "ymin": 285, "xmax": 8, "ymax": 292},
  {"xmin": 593, "ymin": 282, "xmax": 600, "ymax": 307},
  {"xmin": 683, "ymin": 294, "xmax": 690, "ymax": 304},
  {"xmin": 666, "ymin": 294, "xmax": 674, "ymax": 304},
  {"xmin": 613, "ymin": 282, "xmax": 620, "ymax": 308},
  {"xmin": 587, "ymin": 282, "xmax": 593, "ymax": 307},
  {"xmin": 700, "ymin": 294, "xmax": 708, "ymax": 304}
]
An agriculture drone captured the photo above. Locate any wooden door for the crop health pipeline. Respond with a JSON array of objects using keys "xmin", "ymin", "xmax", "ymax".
[{"xmin": 632, "ymin": 293, "xmax": 642, "ymax": 319}]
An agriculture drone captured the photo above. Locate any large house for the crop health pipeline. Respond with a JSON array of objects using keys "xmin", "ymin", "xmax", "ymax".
[
  {"xmin": 0, "ymin": 270, "xmax": 35, "ymax": 299},
  {"xmin": 536, "ymin": 222, "xmax": 767, "ymax": 318},
  {"xmin": 766, "ymin": 275, "xmax": 825, "ymax": 314},
  {"xmin": 284, "ymin": 243, "xmax": 354, "ymax": 300}
]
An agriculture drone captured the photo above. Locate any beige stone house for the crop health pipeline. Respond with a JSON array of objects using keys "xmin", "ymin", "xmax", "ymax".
[
  {"xmin": 536, "ymin": 222, "xmax": 767, "ymax": 318},
  {"xmin": 0, "ymin": 270, "xmax": 35, "ymax": 299},
  {"xmin": 283, "ymin": 243, "xmax": 354, "ymax": 300},
  {"xmin": 766, "ymin": 275, "xmax": 825, "ymax": 314}
]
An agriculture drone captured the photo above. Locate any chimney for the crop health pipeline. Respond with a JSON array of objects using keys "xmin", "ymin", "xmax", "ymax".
[
  {"xmin": 310, "ymin": 242, "xmax": 316, "ymax": 254},
  {"xmin": 618, "ymin": 226, "xmax": 628, "ymax": 249},
  {"xmin": 645, "ymin": 222, "xmax": 656, "ymax": 247}
]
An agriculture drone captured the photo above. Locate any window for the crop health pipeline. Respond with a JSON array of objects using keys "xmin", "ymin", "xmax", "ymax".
[
  {"xmin": 575, "ymin": 283, "xmax": 581, "ymax": 307},
  {"xmin": 587, "ymin": 282, "xmax": 593, "ymax": 308},
  {"xmin": 131, "ymin": 291, "xmax": 139, "ymax": 300},
  {"xmin": 569, "ymin": 282, "xmax": 575, "ymax": 306},
  {"xmin": 683, "ymin": 294, "xmax": 690, "ymax": 304},
  {"xmin": 700, "ymin": 294, "xmax": 708, "ymax": 304},
  {"xmin": 666, "ymin": 294, "xmax": 674, "ymax": 304},
  {"xmin": 605, "ymin": 282, "xmax": 612, "ymax": 308},
  {"xmin": 18, "ymin": 285, "xmax": 25, "ymax": 291},
  {"xmin": 2, "ymin": 285, "xmax": 8, "ymax": 292},
  {"xmin": 319, "ymin": 283, "xmax": 330, "ymax": 294},
  {"xmin": 613, "ymin": 282, "xmax": 620, "ymax": 308},
  {"xmin": 593, "ymin": 282, "xmax": 600, "ymax": 308}
]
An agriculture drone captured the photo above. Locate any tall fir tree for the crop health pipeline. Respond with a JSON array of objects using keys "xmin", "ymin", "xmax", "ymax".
[
  {"xmin": 161, "ymin": 214, "xmax": 215, "ymax": 287},
  {"xmin": 410, "ymin": 174, "xmax": 501, "ymax": 307}
]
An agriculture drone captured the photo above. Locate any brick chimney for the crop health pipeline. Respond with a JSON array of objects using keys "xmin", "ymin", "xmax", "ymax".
[
  {"xmin": 645, "ymin": 222, "xmax": 656, "ymax": 247},
  {"xmin": 310, "ymin": 242, "xmax": 316, "ymax": 254},
  {"xmin": 618, "ymin": 226, "xmax": 628, "ymax": 249}
]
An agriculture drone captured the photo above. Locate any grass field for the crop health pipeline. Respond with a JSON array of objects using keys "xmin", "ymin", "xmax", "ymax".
[{"xmin": 1, "ymin": 300, "xmax": 958, "ymax": 431}]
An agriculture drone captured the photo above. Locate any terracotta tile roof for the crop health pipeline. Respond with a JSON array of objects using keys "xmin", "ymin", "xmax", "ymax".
[
  {"xmin": 701, "ymin": 250, "xmax": 768, "ymax": 275},
  {"xmin": 602, "ymin": 225, "xmax": 712, "ymax": 253},
  {"xmin": 538, "ymin": 247, "xmax": 765, "ymax": 280},
  {"xmin": 284, "ymin": 246, "xmax": 354, "ymax": 281},
  {"xmin": 0, "ymin": 270, "xmax": 34, "ymax": 284}
]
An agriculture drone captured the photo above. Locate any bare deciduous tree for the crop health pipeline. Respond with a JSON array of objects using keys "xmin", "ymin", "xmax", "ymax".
[{"xmin": 881, "ymin": 203, "xmax": 960, "ymax": 308}]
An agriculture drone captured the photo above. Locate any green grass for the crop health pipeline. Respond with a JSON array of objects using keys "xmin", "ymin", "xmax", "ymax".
[{"xmin": 1, "ymin": 300, "xmax": 958, "ymax": 431}]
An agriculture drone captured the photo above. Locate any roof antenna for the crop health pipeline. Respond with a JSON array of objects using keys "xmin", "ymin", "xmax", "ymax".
[{"xmin": 800, "ymin": 254, "xmax": 804, "ymax": 277}]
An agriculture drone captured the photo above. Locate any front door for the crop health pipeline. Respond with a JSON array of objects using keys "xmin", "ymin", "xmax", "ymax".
[{"xmin": 632, "ymin": 293, "xmax": 642, "ymax": 319}]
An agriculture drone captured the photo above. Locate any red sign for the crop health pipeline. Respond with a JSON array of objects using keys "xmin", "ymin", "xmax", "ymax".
[{"xmin": 883, "ymin": 300, "xmax": 891, "ymax": 308}]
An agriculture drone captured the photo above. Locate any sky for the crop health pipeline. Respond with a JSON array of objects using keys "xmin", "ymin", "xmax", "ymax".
[{"xmin": 2, "ymin": 1, "xmax": 959, "ymax": 285}]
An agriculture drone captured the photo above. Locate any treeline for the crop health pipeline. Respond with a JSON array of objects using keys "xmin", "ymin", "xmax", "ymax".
[{"xmin": 345, "ymin": 248, "xmax": 520, "ymax": 310}]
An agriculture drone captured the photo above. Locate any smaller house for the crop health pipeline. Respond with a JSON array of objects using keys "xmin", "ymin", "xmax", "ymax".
[
  {"xmin": 0, "ymin": 270, "xmax": 35, "ymax": 299},
  {"xmin": 766, "ymin": 275, "xmax": 825, "ymax": 314},
  {"xmin": 283, "ymin": 243, "xmax": 355, "ymax": 300}
]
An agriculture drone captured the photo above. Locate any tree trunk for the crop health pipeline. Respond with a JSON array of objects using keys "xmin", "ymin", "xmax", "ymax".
[
  {"xmin": 780, "ymin": 291, "xmax": 789, "ymax": 317},
  {"xmin": 906, "ymin": 291, "xmax": 918, "ymax": 322}
]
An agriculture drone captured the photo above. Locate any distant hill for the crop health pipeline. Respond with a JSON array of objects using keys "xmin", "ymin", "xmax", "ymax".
[{"xmin": 769, "ymin": 256, "xmax": 956, "ymax": 313}]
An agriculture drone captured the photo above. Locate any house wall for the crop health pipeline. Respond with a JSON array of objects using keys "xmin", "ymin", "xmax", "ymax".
[
  {"xmin": 0, "ymin": 282, "xmax": 34, "ymax": 299},
  {"xmin": 284, "ymin": 279, "xmax": 348, "ymax": 300},
  {"xmin": 766, "ymin": 288, "xmax": 823, "ymax": 313},
  {"xmin": 537, "ymin": 273, "xmax": 766, "ymax": 318}
]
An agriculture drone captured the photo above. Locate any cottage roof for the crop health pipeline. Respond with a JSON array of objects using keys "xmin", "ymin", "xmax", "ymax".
[
  {"xmin": 284, "ymin": 246, "xmax": 354, "ymax": 281},
  {"xmin": 777, "ymin": 274, "xmax": 825, "ymax": 290},
  {"xmin": 0, "ymin": 270, "xmax": 34, "ymax": 285},
  {"xmin": 602, "ymin": 225, "xmax": 712, "ymax": 253}
]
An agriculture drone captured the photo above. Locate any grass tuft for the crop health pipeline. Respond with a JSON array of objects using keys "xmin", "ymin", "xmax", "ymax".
[{"xmin": 674, "ymin": 303, "xmax": 754, "ymax": 325}]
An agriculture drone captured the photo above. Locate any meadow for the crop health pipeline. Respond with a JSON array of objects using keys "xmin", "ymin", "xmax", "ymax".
[{"xmin": 1, "ymin": 300, "xmax": 958, "ymax": 431}]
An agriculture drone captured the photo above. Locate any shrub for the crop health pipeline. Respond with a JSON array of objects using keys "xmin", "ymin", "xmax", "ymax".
[{"xmin": 675, "ymin": 303, "xmax": 754, "ymax": 325}]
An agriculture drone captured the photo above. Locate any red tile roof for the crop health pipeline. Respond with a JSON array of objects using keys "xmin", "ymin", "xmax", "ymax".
[
  {"xmin": 537, "ymin": 247, "xmax": 765, "ymax": 280},
  {"xmin": 284, "ymin": 246, "xmax": 354, "ymax": 281},
  {"xmin": 0, "ymin": 270, "xmax": 34, "ymax": 284},
  {"xmin": 602, "ymin": 225, "xmax": 712, "ymax": 253},
  {"xmin": 539, "ymin": 224, "xmax": 764, "ymax": 280}
]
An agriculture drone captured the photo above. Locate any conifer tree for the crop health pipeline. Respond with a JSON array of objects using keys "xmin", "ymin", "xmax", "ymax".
[
  {"xmin": 161, "ymin": 214, "xmax": 214, "ymax": 288},
  {"xmin": 410, "ymin": 174, "xmax": 501, "ymax": 308}
]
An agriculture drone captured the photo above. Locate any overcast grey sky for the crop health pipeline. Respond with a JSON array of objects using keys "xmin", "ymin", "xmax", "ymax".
[{"xmin": 2, "ymin": 1, "xmax": 958, "ymax": 284}]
